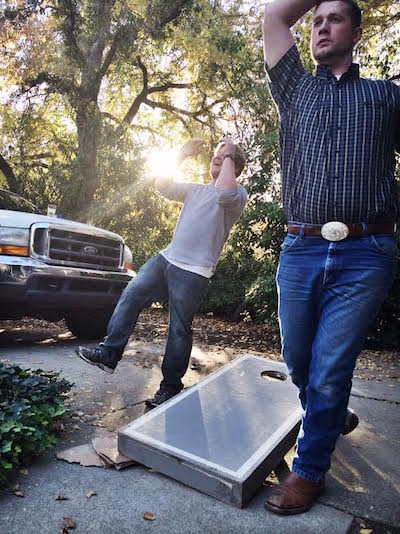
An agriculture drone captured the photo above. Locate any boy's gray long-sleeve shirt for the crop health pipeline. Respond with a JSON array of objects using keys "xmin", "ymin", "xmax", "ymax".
[{"xmin": 158, "ymin": 180, "xmax": 247, "ymax": 276}]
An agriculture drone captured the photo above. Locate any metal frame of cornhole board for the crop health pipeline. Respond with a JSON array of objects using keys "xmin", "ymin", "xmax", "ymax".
[{"xmin": 118, "ymin": 355, "xmax": 302, "ymax": 507}]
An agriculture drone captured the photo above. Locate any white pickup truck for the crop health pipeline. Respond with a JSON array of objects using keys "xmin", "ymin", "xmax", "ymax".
[{"xmin": 0, "ymin": 188, "xmax": 135, "ymax": 339}]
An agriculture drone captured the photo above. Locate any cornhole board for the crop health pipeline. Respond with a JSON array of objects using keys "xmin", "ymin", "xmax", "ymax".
[{"xmin": 118, "ymin": 355, "xmax": 302, "ymax": 507}]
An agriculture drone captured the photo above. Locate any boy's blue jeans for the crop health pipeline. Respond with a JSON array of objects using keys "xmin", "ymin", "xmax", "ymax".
[
  {"xmin": 277, "ymin": 228, "xmax": 397, "ymax": 482},
  {"xmin": 103, "ymin": 254, "xmax": 209, "ymax": 394}
]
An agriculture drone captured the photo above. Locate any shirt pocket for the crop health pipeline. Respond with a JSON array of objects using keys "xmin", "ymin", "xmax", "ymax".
[{"xmin": 362, "ymin": 98, "xmax": 395, "ymax": 140}]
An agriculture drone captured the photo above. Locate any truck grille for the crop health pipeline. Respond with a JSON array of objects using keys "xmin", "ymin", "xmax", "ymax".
[{"xmin": 31, "ymin": 224, "xmax": 123, "ymax": 271}]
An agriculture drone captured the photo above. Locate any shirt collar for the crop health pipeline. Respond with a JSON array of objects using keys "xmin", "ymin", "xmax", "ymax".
[{"xmin": 315, "ymin": 63, "xmax": 360, "ymax": 81}]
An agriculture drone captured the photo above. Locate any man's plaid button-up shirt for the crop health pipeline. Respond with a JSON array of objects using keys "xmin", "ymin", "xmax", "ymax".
[{"xmin": 266, "ymin": 45, "xmax": 400, "ymax": 225}]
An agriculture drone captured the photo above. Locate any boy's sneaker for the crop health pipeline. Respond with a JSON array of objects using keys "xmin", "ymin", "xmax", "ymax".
[
  {"xmin": 145, "ymin": 389, "xmax": 178, "ymax": 409},
  {"xmin": 341, "ymin": 410, "xmax": 359, "ymax": 436},
  {"xmin": 75, "ymin": 345, "xmax": 118, "ymax": 374}
]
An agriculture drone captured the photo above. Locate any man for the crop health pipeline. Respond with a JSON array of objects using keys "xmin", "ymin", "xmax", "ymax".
[
  {"xmin": 76, "ymin": 137, "xmax": 247, "ymax": 408},
  {"xmin": 263, "ymin": 0, "xmax": 400, "ymax": 515}
]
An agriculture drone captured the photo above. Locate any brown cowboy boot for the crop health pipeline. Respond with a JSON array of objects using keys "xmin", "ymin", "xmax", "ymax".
[{"xmin": 264, "ymin": 472, "xmax": 325, "ymax": 515}]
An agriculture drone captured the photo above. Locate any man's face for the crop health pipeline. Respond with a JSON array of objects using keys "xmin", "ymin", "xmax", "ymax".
[
  {"xmin": 210, "ymin": 144, "xmax": 226, "ymax": 180},
  {"xmin": 311, "ymin": 1, "xmax": 361, "ymax": 64}
]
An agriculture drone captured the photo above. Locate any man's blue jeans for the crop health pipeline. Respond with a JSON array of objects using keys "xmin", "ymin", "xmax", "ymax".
[
  {"xmin": 103, "ymin": 254, "xmax": 209, "ymax": 394},
  {"xmin": 277, "ymin": 228, "xmax": 397, "ymax": 482}
]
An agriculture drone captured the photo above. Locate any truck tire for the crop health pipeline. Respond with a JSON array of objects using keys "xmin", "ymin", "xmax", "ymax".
[{"xmin": 66, "ymin": 311, "xmax": 111, "ymax": 340}]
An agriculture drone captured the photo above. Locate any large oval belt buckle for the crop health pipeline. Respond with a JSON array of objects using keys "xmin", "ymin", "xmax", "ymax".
[{"xmin": 321, "ymin": 221, "xmax": 349, "ymax": 241}]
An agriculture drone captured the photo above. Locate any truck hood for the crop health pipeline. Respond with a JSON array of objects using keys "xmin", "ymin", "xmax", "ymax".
[{"xmin": 0, "ymin": 209, "xmax": 122, "ymax": 240}]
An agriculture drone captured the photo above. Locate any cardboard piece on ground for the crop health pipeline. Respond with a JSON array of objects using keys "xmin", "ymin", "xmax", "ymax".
[
  {"xmin": 92, "ymin": 436, "xmax": 137, "ymax": 470},
  {"xmin": 56, "ymin": 444, "xmax": 106, "ymax": 467},
  {"xmin": 56, "ymin": 434, "xmax": 137, "ymax": 470}
]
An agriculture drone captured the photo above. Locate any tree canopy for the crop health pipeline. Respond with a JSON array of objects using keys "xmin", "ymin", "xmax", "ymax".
[{"xmin": 1, "ymin": 0, "xmax": 399, "ymax": 342}]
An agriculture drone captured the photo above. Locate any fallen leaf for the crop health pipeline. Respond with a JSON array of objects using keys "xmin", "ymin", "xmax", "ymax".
[
  {"xmin": 143, "ymin": 512, "xmax": 156, "ymax": 521},
  {"xmin": 55, "ymin": 495, "xmax": 69, "ymax": 501},
  {"xmin": 19, "ymin": 468, "xmax": 29, "ymax": 475},
  {"xmin": 63, "ymin": 517, "xmax": 76, "ymax": 529},
  {"xmin": 13, "ymin": 484, "xmax": 24, "ymax": 497},
  {"xmin": 86, "ymin": 490, "xmax": 97, "ymax": 499},
  {"xmin": 360, "ymin": 530, "xmax": 373, "ymax": 534}
]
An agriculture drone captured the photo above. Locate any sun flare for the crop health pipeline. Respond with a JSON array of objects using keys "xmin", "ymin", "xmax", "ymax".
[{"xmin": 147, "ymin": 148, "xmax": 179, "ymax": 179}]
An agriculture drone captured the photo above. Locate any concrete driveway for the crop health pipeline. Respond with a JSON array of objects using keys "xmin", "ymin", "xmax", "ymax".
[{"xmin": 0, "ymin": 323, "xmax": 399, "ymax": 533}]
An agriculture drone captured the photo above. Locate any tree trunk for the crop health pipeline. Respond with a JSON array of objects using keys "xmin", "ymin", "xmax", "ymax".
[{"xmin": 69, "ymin": 100, "xmax": 103, "ymax": 221}]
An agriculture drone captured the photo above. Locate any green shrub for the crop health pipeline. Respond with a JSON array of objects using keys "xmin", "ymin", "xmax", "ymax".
[
  {"xmin": 0, "ymin": 364, "xmax": 72, "ymax": 490},
  {"xmin": 200, "ymin": 255, "xmax": 246, "ymax": 317}
]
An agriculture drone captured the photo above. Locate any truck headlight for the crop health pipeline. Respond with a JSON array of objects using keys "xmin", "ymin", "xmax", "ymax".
[
  {"xmin": 123, "ymin": 245, "xmax": 133, "ymax": 272},
  {"xmin": 0, "ymin": 228, "xmax": 30, "ymax": 256}
]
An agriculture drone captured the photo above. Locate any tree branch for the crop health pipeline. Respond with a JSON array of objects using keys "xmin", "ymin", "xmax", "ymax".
[
  {"xmin": 99, "ymin": 23, "xmax": 139, "ymax": 78},
  {"xmin": 22, "ymin": 72, "xmax": 75, "ymax": 96},
  {"xmin": 148, "ymin": 82, "xmax": 192, "ymax": 94},
  {"xmin": 146, "ymin": 0, "xmax": 193, "ymax": 38},
  {"xmin": 57, "ymin": 0, "xmax": 85, "ymax": 67},
  {"xmin": 118, "ymin": 56, "xmax": 149, "ymax": 128},
  {"xmin": 137, "ymin": 56, "xmax": 149, "ymax": 92},
  {"xmin": 0, "ymin": 155, "xmax": 18, "ymax": 191},
  {"xmin": 120, "ymin": 57, "xmax": 193, "ymax": 127},
  {"xmin": 142, "ymin": 98, "xmax": 209, "ymax": 127}
]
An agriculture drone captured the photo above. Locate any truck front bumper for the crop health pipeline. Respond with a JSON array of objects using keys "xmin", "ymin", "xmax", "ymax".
[{"xmin": 0, "ymin": 255, "xmax": 135, "ymax": 316}]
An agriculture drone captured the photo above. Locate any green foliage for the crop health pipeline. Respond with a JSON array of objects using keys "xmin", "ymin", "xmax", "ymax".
[
  {"xmin": 200, "ymin": 253, "xmax": 246, "ymax": 316},
  {"xmin": 0, "ymin": 364, "xmax": 72, "ymax": 490}
]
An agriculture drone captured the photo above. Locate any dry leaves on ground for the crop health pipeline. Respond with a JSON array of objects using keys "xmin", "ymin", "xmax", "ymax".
[
  {"xmin": 13, "ymin": 484, "xmax": 24, "ymax": 497},
  {"xmin": 143, "ymin": 512, "xmax": 156, "ymax": 521},
  {"xmin": 63, "ymin": 517, "xmax": 76, "ymax": 529}
]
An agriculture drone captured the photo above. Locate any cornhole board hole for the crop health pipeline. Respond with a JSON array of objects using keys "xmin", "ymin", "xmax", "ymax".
[{"xmin": 118, "ymin": 355, "xmax": 302, "ymax": 507}]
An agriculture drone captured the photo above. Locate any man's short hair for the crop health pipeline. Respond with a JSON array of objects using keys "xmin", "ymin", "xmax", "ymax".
[
  {"xmin": 315, "ymin": 0, "xmax": 362, "ymax": 28},
  {"xmin": 215, "ymin": 141, "xmax": 246, "ymax": 177}
]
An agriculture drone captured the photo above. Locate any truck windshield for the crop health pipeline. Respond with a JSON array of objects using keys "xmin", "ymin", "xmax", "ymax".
[{"xmin": 0, "ymin": 189, "xmax": 40, "ymax": 214}]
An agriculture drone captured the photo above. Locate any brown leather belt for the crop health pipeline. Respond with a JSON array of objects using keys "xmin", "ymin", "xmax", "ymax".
[{"xmin": 287, "ymin": 222, "xmax": 396, "ymax": 238}]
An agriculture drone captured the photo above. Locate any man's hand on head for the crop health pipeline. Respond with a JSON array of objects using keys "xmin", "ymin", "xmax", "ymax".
[{"xmin": 221, "ymin": 137, "xmax": 236, "ymax": 158}]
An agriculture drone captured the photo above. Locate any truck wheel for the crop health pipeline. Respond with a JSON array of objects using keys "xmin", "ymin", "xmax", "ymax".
[{"xmin": 66, "ymin": 312, "xmax": 111, "ymax": 340}]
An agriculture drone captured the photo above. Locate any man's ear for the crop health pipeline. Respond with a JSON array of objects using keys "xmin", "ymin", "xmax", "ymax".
[{"xmin": 353, "ymin": 26, "xmax": 362, "ymax": 48}]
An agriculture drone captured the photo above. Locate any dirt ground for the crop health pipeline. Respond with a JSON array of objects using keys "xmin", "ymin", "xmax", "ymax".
[{"xmin": 0, "ymin": 308, "xmax": 398, "ymax": 382}]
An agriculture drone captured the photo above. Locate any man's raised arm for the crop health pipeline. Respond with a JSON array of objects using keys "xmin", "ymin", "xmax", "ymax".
[{"xmin": 263, "ymin": 0, "xmax": 316, "ymax": 69}]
